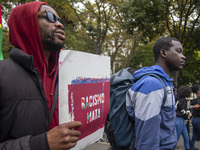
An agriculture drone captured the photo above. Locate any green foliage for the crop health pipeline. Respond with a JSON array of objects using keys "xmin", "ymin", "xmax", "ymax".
[
  {"xmin": 128, "ymin": 42, "xmax": 154, "ymax": 70},
  {"xmin": 65, "ymin": 24, "xmax": 96, "ymax": 53},
  {"xmin": 1, "ymin": 0, "xmax": 200, "ymax": 88},
  {"xmin": 179, "ymin": 51, "xmax": 200, "ymax": 86},
  {"xmin": 2, "ymin": 27, "xmax": 13, "ymax": 59},
  {"xmin": 120, "ymin": 0, "xmax": 168, "ymax": 42},
  {"xmin": 119, "ymin": 0, "xmax": 200, "ymax": 87},
  {"xmin": 112, "ymin": 42, "xmax": 154, "ymax": 73}
]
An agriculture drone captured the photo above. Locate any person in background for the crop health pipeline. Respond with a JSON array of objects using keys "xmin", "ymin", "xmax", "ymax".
[
  {"xmin": 175, "ymin": 86, "xmax": 191, "ymax": 150},
  {"xmin": 0, "ymin": 1, "xmax": 82, "ymax": 150},
  {"xmin": 190, "ymin": 88, "xmax": 200, "ymax": 150},
  {"xmin": 126, "ymin": 37, "xmax": 186, "ymax": 150}
]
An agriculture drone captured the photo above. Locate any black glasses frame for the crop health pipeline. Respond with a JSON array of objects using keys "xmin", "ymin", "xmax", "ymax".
[{"xmin": 38, "ymin": 10, "xmax": 64, "ymax": 26}]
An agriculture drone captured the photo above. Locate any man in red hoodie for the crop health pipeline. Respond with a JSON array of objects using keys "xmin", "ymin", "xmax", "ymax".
[{"xmin": 0, "ymin": 1, "xmax": 82, "ymax": 150}]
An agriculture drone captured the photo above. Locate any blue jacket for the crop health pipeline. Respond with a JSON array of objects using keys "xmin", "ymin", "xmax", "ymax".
[{"xmin": 126, "ymin": 65, "xmax": 177, "ymax": 150}]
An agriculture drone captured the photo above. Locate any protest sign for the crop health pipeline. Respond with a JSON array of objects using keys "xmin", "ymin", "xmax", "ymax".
[{"xmin": 59, "ymin": 50, "xmax": 110, "ymax": 150}]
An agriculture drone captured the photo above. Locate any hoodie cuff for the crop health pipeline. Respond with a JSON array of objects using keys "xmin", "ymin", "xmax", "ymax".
[{"xmin": 30, "ymin": 132, "xmax": 50, "ymax": 150}]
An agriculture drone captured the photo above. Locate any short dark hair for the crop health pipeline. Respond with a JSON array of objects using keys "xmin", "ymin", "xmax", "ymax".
[
  {"xmin": 153, "ymin": 37, "xmax": 179, "ymax": 62},
  {"xmin": 191, "ymin": 85, "xmax": 200, "ymax": 93},
  {"xmin": 178, "ymin": 86, "xmax": 192, "ymax": 98}
]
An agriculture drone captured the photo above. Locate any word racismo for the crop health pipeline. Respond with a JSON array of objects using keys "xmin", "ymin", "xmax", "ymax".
[{"xmin": 81, "ymin": 93, "xmax": 104, "ymax": 109}]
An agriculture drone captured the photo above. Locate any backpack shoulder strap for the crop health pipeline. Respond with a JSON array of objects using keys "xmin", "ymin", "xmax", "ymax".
[{"xmin": 143, "ymin": 73, "xmax": 167, "ymax": 107}]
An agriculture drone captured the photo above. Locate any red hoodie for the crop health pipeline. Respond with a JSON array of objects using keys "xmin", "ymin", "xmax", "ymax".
[{"xmin": 7, "ymin": 1, "xmax": 59, "ymax": 129}]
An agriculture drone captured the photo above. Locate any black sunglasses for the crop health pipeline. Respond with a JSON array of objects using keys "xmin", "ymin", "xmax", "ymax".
[{"xmin": 38, "ymin": 10, "xmax": 65, "ymax": 26}]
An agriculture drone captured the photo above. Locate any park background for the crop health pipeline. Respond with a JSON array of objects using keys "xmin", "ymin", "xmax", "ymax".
[
  {"xmin": 1, "ymin": 0, "xmax": 200, "ymax": 89},
  {"xmin": 1, "ymin": 1, "xmax": 200, "ymax": 149}
]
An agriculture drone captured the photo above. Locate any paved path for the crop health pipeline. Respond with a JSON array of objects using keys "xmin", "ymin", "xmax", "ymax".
[
  {"xmin": 83, "ymin": 138, "xmax": 200, "ymax": 150},
  {"xmin": 83, "ymin": 130, "xmax": 200, "ymax": 150},
  {"xmin": 175, "ymin": 125, "xmax": 200, "ymax": 150}
]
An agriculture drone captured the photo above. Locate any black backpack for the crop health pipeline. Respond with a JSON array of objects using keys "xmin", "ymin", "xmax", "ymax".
[{"xmin": 105, "ymin": 68, "xmax": 167, "ymax": 149}]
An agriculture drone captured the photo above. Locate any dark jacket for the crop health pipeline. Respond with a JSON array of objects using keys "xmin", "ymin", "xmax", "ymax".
[
  {"xmin": 0, "ymin": 1, "xmax": 61, "ymax": 149},
  {"xmin": 0, "ymin": 48, "xmax": 50, "ymax": 150},
  {"xmin": 191, "ymin": 98, "xmax": 200, "ymax": 117},
  {"xmin": 176, "ymin": 98, "xmax": 189, "ymax": 119}
]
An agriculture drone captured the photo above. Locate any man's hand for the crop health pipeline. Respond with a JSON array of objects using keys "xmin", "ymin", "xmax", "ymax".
[
  {"xmin": 193, "ymin": 104, "xmax": 200, "ymax": 109},
  {"xmin": 47, "ymin": 121, "xmax": 82, "ymax": 150}
]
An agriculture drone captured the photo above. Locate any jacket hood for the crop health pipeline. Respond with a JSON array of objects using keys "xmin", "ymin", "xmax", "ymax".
[
  {"xmin": 8, "ymin": 1, "xmax": 59, "ymax": 78},
  {"xmin": 133, "ymin": 65, "xmax": 173, "ymax": 82}
]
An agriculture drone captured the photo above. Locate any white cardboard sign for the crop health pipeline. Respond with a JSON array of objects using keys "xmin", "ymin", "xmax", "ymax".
[{"xmin": 59, "ymin": 50, "xmax": 110, "ymax": 150}]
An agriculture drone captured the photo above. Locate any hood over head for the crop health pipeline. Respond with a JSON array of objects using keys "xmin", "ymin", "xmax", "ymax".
[
  {"xmin": 8, "ymin": 1, "xmax": 59, "ymax": 79},
  {"xmin": 133, "ymin": 65, "xmax": 172, "ymax": 82},
  {"xmin": 8, "ymin": 3, "xmax": 61, "ymax": 125}
]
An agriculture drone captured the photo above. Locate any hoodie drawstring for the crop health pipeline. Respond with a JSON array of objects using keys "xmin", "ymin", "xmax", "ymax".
[
  {"xmin": 51, "ymin": 69, "xmax": 58, "ymax": 96},
  {"xmin": 42, "ymin": 62, "xmax": 47, "ymax": 97}
]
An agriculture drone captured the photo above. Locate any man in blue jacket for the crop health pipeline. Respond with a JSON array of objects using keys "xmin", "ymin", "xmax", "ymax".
[{"xmin": 126, "ymin": 37, "xmax": 186, "ymax": 150}]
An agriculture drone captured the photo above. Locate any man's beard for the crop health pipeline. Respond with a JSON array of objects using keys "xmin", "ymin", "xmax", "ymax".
[{"xmin": 42, "ymin": 29, "xmax": 65, "ymax": 52}]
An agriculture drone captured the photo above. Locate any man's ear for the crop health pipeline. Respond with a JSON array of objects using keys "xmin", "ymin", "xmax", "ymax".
[{"xmin": 160, "ymin": 49, "xmax": 167, "ymax": 58}]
